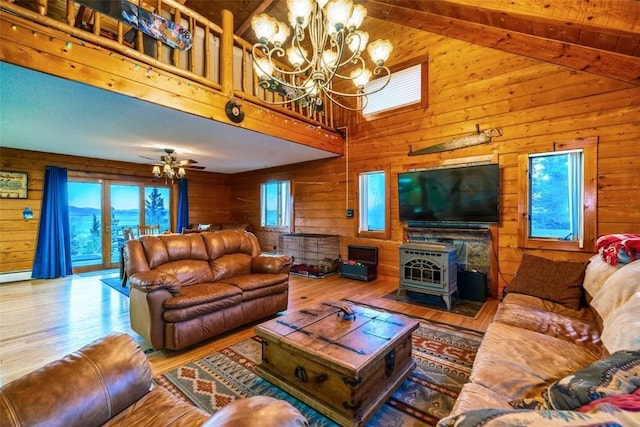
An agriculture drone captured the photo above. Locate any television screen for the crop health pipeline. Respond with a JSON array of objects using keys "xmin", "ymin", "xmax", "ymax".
[{"xmin": 398, "ymin": 163, "xmax": 499, "ymax": 225}]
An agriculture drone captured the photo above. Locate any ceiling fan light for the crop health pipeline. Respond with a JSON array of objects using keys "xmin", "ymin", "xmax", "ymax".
[
  {"xmin": 347, "ymin": 4, "xmax": 366, "ymax": 30},
  {"xmin": 251, "ymin": 13, "xmax": 277, "ymax": 43},
  {"xmin": 325, "ymin": 0, "xmax": 354, "ymax": 32},
  {"xmin": 152, "ymin": 165, "xmax": 161, "ymax": 177},
  {"xmin": 177, "ymin": 167, "xmax": 186, "ymax": 178},
  {"xmin": 368, "ymin": 38, "xmax": 393, "ymax": 65}
]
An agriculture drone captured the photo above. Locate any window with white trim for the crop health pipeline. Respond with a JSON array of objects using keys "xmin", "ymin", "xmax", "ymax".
[
  {"xmin": 362, "ymin": 62, "xmax": 426, "ymax": 116},
  {"xmin": 517, "ymin": 137, "xmax": 597, "ymax": 252},
  {"xmin": 260, "ymin": 180, "xmax": 291, "ymax": 228}
]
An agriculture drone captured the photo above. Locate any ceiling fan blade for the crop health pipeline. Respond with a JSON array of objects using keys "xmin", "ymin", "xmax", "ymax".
[
  {"xmin": 139, "ymin": 155, "xmax": 157, "ymax": 161},
  {"xmin": 177, "ymin": 159, "xmax": 198, "ymax": 165},
  {"xmin": 184, "ymin": 165, "xmax": 206, "ymax": 170}
]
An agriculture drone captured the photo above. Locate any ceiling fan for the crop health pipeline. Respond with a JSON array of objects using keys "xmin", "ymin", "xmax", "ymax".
[{"xmin": 141, "ymin": 148, "xmax": 205, "ymax": 181}]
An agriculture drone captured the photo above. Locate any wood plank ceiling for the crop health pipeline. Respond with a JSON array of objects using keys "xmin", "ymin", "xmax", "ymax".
[{"xmin": 184, "ymin": 0, "xmax": 640, "ymax": 85}]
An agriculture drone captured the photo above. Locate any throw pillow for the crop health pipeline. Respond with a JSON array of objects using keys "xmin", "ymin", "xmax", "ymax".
[
  {"xmin": 510, "ymin": 350, "xmax": 640, "ymax": 411},
  {"xmin": 506, "ymin": 254, "xmax": 587, "ymax": 310}
]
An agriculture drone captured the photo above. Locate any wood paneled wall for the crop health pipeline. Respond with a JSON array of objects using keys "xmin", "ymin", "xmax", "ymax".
[
  {"xmin": 231, "ymin": 29, "xmax": 640, "ymax": 296},
  {"xmin": 0, "ymin": 147, "xmax": 231, "ymax": 274}
]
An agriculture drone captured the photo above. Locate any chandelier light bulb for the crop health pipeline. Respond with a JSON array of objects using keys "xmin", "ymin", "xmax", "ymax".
[
  {"xmin": 287, "ymin": 0, "xmax": 313, "ymax": 25},
  {"xmin": 287, "ymin": 46, "xmax": 308, "ymax": 68},
  {"xmin": 367, "ymin": 39, "xmax": 393, "ymax": 65},
  {"xmin": 251, "ymin": 13, "xmax": 278, "ymax": 43},
  {"xmin": 254, "ymin": 56, "xmax": 275, "ymax": 78},
  {"xmin": 325, "ymin": 0, "xmax": 354, "ymax": 32},
  {"xmin": 271, "ymin": 21, "xmax": 291, "ymax": 46},
  {"xmin": 347, "ymin": 30, "xmax": 369, "ymax": 54},
  {"xmin": 347, "ymin": 4, "xmax": 367, "ymax": 30},
  {"xmin": 152, "ymin": 165, "xmax": 161, "ymax": 177},
  {"xmin": 351, "ymin": 68, "xmax": 372, "ymax": 89},
  {"xmin": 322, "ymin": 49, "xmax": 338, "ymax": 68}
]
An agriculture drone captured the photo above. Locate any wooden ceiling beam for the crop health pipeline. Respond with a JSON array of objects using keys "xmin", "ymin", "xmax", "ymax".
[
  {"xmin": 366, "ymin": 1, "xmax": 640, "ymax": 86},
  {"xmin": 431, "ymin": 0, "xmax": 640, "ymax": 35}
]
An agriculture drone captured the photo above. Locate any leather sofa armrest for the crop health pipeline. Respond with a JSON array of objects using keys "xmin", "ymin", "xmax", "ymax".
[
  {"xmin": 0, "ymin": 333, "xmax": 151, "ymax": 427},
  {"xmin": 252, "ymin": 255, "xmax": 292, "ymax": 275},
  {"xmin": 129, "ymin": 271, "xmax": 182, "ymax": 295}
]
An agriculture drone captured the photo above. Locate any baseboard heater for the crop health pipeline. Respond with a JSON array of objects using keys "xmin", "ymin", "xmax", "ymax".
[{"xmin": 0, "ymin": 271, "xmax": 32, "ymax": 284}]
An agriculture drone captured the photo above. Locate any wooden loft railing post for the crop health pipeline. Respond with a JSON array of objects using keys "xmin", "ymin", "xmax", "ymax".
[{"xmin": 220, "ymin": 9, "xmax": 234, "ymax": 96}]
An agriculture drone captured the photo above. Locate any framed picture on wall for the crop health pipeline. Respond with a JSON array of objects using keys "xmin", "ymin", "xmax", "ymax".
[{"xmin": 0, "ymin": 171, "xmax": 28, "ymax": 199}]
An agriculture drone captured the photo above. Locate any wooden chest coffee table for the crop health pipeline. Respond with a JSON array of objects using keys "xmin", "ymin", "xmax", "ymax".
[{"xmin": 254, "ymin": 301, "xmax": 419, "ymax": 426}]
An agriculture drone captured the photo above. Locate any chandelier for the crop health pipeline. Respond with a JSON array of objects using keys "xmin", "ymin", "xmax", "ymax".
[
  {"xmin": 151, "ymin": 149, "xmax": 188, "ymax": 182},
  {"xmin": 251, "ymin": 0, "xmax": 393, "ymax": 112}
]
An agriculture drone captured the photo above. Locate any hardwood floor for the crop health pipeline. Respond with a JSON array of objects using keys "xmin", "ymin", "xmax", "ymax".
[{"xmin": 0, "ymin": 271, "xmax": 498, "ymax": 386}]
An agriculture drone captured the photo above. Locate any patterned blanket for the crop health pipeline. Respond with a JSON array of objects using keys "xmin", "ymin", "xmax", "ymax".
[{"xmin": 596, "ymin": 234, "xmax": 640, "ymax": 266}]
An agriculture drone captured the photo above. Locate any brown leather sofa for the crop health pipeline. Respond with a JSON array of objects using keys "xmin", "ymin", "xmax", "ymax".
[
  {"xmin": 125, "ymin": 229, "xmax": 291, "ymax": 351},
  {"xmin": 0, "ymin": 333, "xmax": 309, "ymax": 427}
]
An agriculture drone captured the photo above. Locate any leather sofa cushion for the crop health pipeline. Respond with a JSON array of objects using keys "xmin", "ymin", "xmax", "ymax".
[
  {"xmin": 141, "ymin": 234, "xmax": 209, "ymax": 268},
  {"xmin": 211, "ymin": 253, "xmax": 252, "ymax": 280},
  {"xmin": 203, "ymin": 230, "xmax": 259, "ymax": 258},
  {"xmin": 221, "ymin": 273, "xmax": 289, "ymax": 293},
  {"xmin": 155, "ymin": 260, "xmax": 214, "ymax": 285},
  {"xmin": 164, "ymin": 283, "xmax": 241, "ymax": 309},
  {"xmin": 104, "ymin": 386, "xmax": 210, "ymax": 426},
  {"xmin": 494, "ymin": 301, "xmax": 602, "ymax": 354},
  {"xmin": 164, "ymin": 293, "xmax": 243, "ymax": 323},
  {"xmin": 470, "ymin": 322, "xmax": 601, "ymax": 400}
]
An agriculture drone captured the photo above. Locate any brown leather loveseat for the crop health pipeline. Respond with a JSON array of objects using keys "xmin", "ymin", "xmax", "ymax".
[{"xmin": 125, "ymin": 229, "xmax": 291, "ymax": 351}]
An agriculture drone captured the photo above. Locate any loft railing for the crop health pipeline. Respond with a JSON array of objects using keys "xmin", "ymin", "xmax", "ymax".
[{"xmin": 0, "ymin": 0, "xmax": 345, "ymax": 129}]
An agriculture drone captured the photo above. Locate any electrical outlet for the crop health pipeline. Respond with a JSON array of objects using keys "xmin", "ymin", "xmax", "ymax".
[{"xmin": 346, "ymin": 209, "xmax": 354, "ymax": 218}]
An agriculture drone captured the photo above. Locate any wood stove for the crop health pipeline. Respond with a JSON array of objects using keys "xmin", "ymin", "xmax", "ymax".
[{"xmin": 398, "ymin": 242, "xmax": 458, "ymax": 310}]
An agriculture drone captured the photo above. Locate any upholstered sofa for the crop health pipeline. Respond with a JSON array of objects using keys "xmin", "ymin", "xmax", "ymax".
[
  {"xmin": 438, "ymin": 250, "xmax": 640, "ymax": 426},
  {"xmin": 0, "ymin": 333, "xmax": 309, "ymax": 427},
  {"xmin": 125, "ymin": 229, "xmax": 291, "ymax": 351}
]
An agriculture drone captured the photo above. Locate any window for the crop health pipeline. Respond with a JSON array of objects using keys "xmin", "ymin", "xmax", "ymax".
[
  {"xmin": 517, "ymin": 137, "xmax": 597, "ymax": 252},
  {"xmin": 261, "ymin": 180, "xmax": 291, "ymax": 228},
  {"xmin": 362, "ymin": 60, "xmax": 427, "ymax": 116},
  {"xmin": 358, "ymin": 171, "xmax": 388, "ymax": 237}
]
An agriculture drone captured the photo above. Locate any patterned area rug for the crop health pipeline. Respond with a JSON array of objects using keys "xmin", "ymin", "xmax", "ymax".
[
  {"xmin": 381, "ymin": 291, "xmax": 485, "ymax": 318},
  {"xmin": 154, "ymin": 318, "xmax": 484, "ymax": 426}
]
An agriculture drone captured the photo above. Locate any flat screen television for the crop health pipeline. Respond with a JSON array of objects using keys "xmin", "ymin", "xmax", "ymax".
[{"xmin": 398, "ymin": 163, "xmax": 499, "ymax": 226}]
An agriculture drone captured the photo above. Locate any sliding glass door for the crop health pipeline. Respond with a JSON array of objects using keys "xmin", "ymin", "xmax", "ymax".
[{"xmin": 68, "ymin": 179, "xmax": 172, "ymax": 272}]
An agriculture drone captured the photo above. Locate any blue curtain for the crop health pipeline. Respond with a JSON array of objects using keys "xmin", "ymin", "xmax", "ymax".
[
  {"xmin": 32, "ymin": 166, "xmax": 73, "ymax": 279},
  {"xmin": 176, "ymin": 178, "xmax": 189, "ymax": 233}
]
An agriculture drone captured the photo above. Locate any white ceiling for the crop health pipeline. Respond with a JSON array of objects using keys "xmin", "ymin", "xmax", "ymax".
[{"xmin": 0, "ymin": 62, "xmax": 339, "ymax": 174}]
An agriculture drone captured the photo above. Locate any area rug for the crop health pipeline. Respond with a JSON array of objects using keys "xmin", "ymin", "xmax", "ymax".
[
  {"xmin": 100, "ymin": 277, "xmax": 129, "ymax": 297},
  {"xmin": 381, "ymin": 291, "xmax": 485, "ymax": 318},
  {"xmin": 154, "ymin": 318, "xmax": 484, "ymax": 426}
]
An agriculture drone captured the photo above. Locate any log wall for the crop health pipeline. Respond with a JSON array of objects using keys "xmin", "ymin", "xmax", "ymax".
[
  {"xmin": 231, "ymin": 29, "xmax": 640, "ymax": 297},
  {"xmin": 0, "ymin": 147, "xmax": 231, "ymax": 274}
]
